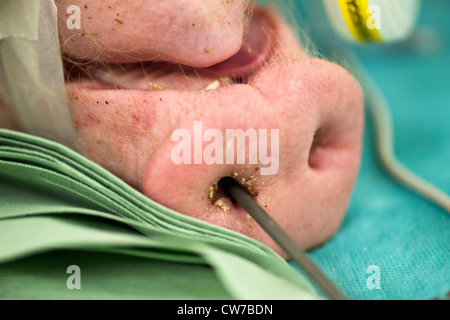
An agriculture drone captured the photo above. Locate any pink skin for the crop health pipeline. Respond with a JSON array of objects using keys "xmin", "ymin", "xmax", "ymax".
[
  {"xmin": 2, "ymin": 1, "xmax": 364, "ymax": 256},
  {"xmin": 59, "ymin": 0, "xmax": 250, "ymax": 67}
]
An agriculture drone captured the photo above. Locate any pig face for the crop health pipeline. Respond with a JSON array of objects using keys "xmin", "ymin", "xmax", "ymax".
[{"xmin": 22, "ymin": 1, "xmax": 366, "ymax": 256}]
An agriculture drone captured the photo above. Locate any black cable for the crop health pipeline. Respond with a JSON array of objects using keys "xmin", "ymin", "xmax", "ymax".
[{"xmin": 219, "ymin": 177, "xmax": 346, "ymax": 300}]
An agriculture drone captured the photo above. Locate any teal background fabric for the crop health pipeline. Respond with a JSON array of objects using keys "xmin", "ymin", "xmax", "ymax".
[{"xmin": 291, "ymin": 0, "xmax": 450, "ymax": 300}]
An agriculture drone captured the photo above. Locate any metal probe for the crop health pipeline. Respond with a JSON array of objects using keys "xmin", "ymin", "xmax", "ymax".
[{"xmin": 219, "ymin": 177, "xmax": 346, "ymax": 300}]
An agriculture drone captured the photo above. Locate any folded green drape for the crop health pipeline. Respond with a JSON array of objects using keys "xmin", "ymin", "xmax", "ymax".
[{"xmin": 0, "ymin": 128, "xmax": 319, "ymax": 299}]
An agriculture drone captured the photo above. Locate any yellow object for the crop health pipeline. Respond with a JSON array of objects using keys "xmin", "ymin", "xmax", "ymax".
[
  {"xmin": 338, "ymin": 0, "xmax": 382, "ymax": 42},
  {"xmin": 323, "ymin": 0, "xmax": 421, "ymax": 44}
]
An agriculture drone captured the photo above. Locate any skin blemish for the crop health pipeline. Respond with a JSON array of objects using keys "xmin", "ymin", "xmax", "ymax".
[
  {"xmin": 213, "ymin": 198, "xmax": 230, "ymax": 213},
  {"xmin": 208, "ymin": 173, "xmax": 258, "ymax": 214},
  {"xmin": 206, "ymin": 181, "xmax": 228, "ymax": 214},
  {"xmin": 245, "ymin": 214, "xmax": 254, "ymax": 234},
  {"xmin": 208, "ymin": 182, "xmax": 218, "ymax": 203},
  {"xmin": 114, "ymin": 18, "xmax": 123, "ymax": 25},
  {"xmin": 84, "ymin": 113, "xmax": 101, "ymax": 126},
  {"xmin": 241, "ymin": 176, "xmax": 254, "ymax": 187},
  {"xmin": 204, "ymin": 48, "xmax": 211, "ymax": 54},
  {"xmin": 239, "ymin": 175, "xmax": 258, "ymax": 197}
]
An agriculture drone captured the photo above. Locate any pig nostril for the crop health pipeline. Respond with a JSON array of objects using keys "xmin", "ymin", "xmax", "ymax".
[
  {"xmin": 218, "ymin": 178, "xmax": 238, "ymax": 204},
  {"xmin": 207, "ymin": 180, "xmax": 230, "ymax": 204},
  {"xmin": 206, "ymin": 178, "xmax": 240, "ymax": 213},
  {"xmin": 308, "ymin": 129, "xmax": 329, "ymax": 170},
  {"xmin": 216, "ymin": 175, "xmax": 259, "ymax": 206}
]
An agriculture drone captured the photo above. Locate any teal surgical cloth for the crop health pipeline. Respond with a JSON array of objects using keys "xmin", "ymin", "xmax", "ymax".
[{"xmin": 293, "ymin": 0, "xmax": 450, "ymax": 300}]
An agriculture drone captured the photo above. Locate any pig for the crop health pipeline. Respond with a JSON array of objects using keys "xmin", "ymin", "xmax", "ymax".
[{"xmin": 0, "ymin": 0, "xmax": 363, "ymax": 257}]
